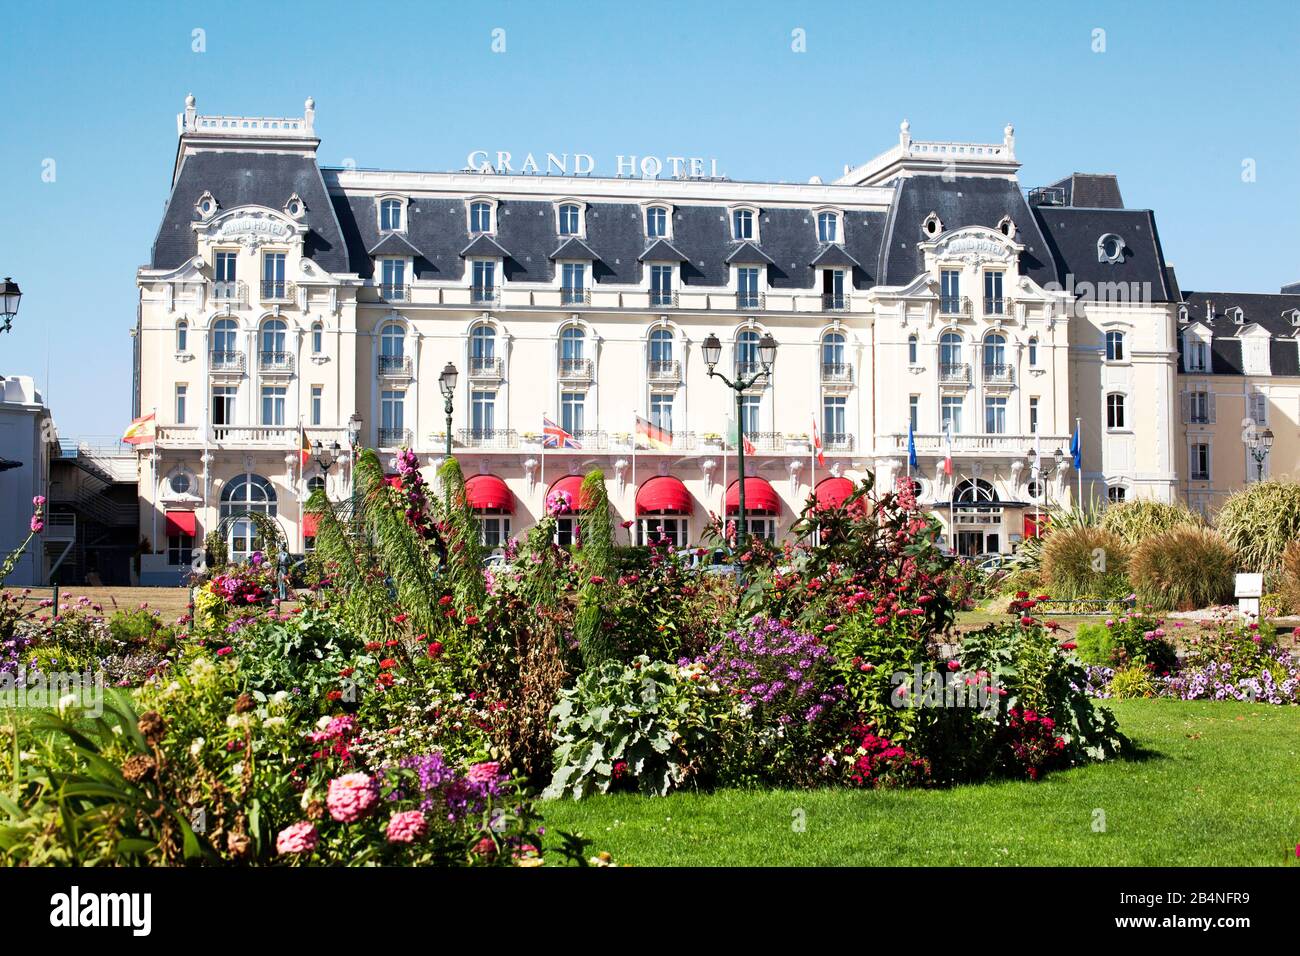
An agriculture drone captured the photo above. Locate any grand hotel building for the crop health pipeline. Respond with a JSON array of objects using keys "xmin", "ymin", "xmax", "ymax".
[{"xmin": 131, "ymin": 97, "xmax": 1293, "ymax": 584}]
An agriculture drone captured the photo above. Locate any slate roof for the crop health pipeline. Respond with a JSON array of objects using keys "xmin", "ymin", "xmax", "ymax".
[
  {"xmin": 367, "ymin": 231, "xmax": 425, "ymax": 258},
  {"xmin": 550, "ymin": 237, "xmax": 601, "ymax": 260},
  {"xmin": 1032, "ymin": 207, "xmax": 1174, "ymax": 302},
  {"xmin": 638, "ymin": 239, "xmax": 689, "ymax": 262},
  {"xmin": 1180, "ymin": 291, "xmax": 1300, "ymax": 377},
  {"xmin": 1045, "ymin": 173, "xmax": 1125, "ymax": 209},
  {"xmin": 876, "ymin": 176, "xmax": 1058, "ymax": 288},
  {"xmin": 151, "ymin": 150, "xmax": 349, "ymax": 273},
  {"xmin": 810, "ymin": 243, "xmax": 862, "ymax": 269},
  {"xmin": 724, "ymin": 241, "xmax": 775, "ymax": 266},
  {"xmin": 459, "ymin": 234, "xmax": 512, "ymax": 259}
]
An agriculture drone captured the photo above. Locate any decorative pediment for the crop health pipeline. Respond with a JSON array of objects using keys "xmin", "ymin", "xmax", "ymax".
[
  {"xmin": 921, "ymin": 225, "xmax": 1022, "ymax": 266},
  {"xmin": 193, "ymin": 205, "xmax": 308, "ymax": 251}
]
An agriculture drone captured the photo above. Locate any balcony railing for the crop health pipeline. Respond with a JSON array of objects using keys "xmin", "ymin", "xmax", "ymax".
[
  {"xmin": 209, "ymin": 350, "xmax": 246, "ymax": 373},
  {"xmin": 888, "ymin": 432, "xmax": 1072, "ymax": 456},
  {"xmin": 821, "ymin": 293, "xmax": 851, "ymax": 312},
  {"xmin": 458, "ymin": 428, "xmax": 519, "ymax": 449},
  {"xmin": 735, "ymin": 361, "xmax": 769, "ymax": 383},
  {"xmin": 569, "ymin": 429, "xmax": 609, "ymax": 449},
  {"xmin": 650, "ymin": 289, "xmax": 678, "ymax": 308},
  {"xmin": 377, "ymin": 354, "xmax": 413, "ymax": 377},
  {"xmin": 648, "ymin": 359, "xmax": 680, "ymax": 382},
  {"xmin": 211, "ymin": 280, "xmax": 247, "ymax": 304},
  {"xmin": 737, "ymin": 291, "xmax": 765, "ymax": 310},
  {"xmin": 938, "ymin": 362, "xmax": 971, "ymax": 384},
  {"xmin": 822, "ymin": 432, "xmax": 854, "ymax": 451},
  {"xmin": 260, "ymin": 280, "xmax": 297, "ymax": 303},
  {"xmin": 741, "ymin": 431, "xmax": 785, "ymax": 452},
  {"xmin": 820, "ymin": 362, "xmax": 853, "ymax": 384},
  {"xmin": 558, "ymin": 357, "xmax": 594, "ymax": 381},
  {"xmin": 377, "ymin": 427, "xmax": 411, "ymax": 448},
  {"xmin": 982, "ymin": 363, "xmax": 1014, "ymax": 385},
  {"xmin": 258, "ymin": 350, "xmax": 295, "ymax": 373},
  {"xmin": 158, "ymin": 425, "xmax": 349, "ymax": 448},
  {"xmin": 378, "ymin": 283, "xmax": 410, "ymax": 302},
  {"xmin": 468, "ymin": 355, "xmax": 503, "ymax": 379},
  {"xmin": 471, "ymin": 285, "xmax": 500, "ymax": 306},
  {"xmin": 984, "ymin": 297, "xmax": 1006, "ymax": 316},
  {"xmin": 561, "ymin": 287, "xmax": 590, "ymax": 306},
  {"xmin": 940, "ymin": 296, "xmax": 971, "ymax": 316}
]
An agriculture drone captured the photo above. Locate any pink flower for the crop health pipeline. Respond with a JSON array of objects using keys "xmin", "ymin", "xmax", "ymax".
[
  {"xmin": 216, "ymin": 646, "xmax": 233, "ymax": 656},
  {"xmin": 30, "ymin": 517, "xmax": 44, "ymax": 533},
  {"xmin": 275, "ymin": 821, "xmax": 318, "ymax": 855},
  {"xmin": 327, "ymin": 772, "xmax": 378, "ymax": 823},
  {"xmin": 386, "ymin": 810, "xmax": 428, "ymax": 844},
  {"xmin": 32, "ymin": 495, "xmax": 46, "ymax": 506},
  {"xmin": 466, "ymin": 761, "xmax": 502, "ymax": 786},
  {"xmin": 946, "ymin": 660, "xmax": 960, "ymax": 671}
]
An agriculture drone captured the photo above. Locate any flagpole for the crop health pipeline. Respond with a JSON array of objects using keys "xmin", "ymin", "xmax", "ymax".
[
  {"xmin": 540, "ymin": 413, "xmax": 546, "ymax": 497},
  {"xmin": 1075, "ymin": 416, "xmax": 1083, "ymax": 506}
]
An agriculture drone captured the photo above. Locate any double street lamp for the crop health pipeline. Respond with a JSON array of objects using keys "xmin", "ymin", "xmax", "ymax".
[
  {"xmin": 438, "ymin": 362, "xmax": 458, "ymax": 456},
  {"xmin": 1, "ymin": 278, "xmax": 23, "ymax": 335},
  {"xmin": 701, "ymin": 331, "xmax": 777, "ymax": 579},
  {"xmin": 1024, "ymin": 446, "xmax": 1067, "ymax": 538},
  {"xmin": 1245, "ymin": 425, "xmax": 1274, "ymax": 481}
]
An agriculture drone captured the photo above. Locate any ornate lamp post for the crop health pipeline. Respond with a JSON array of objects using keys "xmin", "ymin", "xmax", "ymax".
[
  {"xmin": 438, "ymin": 362, "xmax": 458, "ymax": 457},
  {"xmin": 1, "ymin": 278, "xmax": 23, "ymax": 335},
  {"xmin": 701, "ymin": 331, "xmax": 776, "ymax": 581},
  {"xmin": 347, "ymin": 414, "xmax": 363, "ymax": 529},
  {"xmin": 1024, "ymin": 446, "xmax": 1067, "ymax": 537},
  {"xmin": 311, "ymin": 438, "xmax": 342, "ymax": 478},
  {"xmin": 1245, "ymin": 425, "xmax": 1274, "ymax": 481}
]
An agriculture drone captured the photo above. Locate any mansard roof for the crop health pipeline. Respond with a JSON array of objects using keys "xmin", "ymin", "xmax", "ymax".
[
  {"xmin": 1180, "ymin": 290, "xmax": 1300, "ymax": 377},
  {"xmin": 367, "ymin": 231, "xmax": 425, "ymax": 257},
  {"xmin": 550, "ymin": 237, "xmax": 601, "ymax": 260},
  {"xmin": 724, "ymin": 241, "xmax": 775, "ymax": 265},
  {"xmin": 810, "ymin": 243, "xmax": 862, "ymax": 268},
  {"xmin": 1032, "ymin": 206, "xmax": 1174, "ymax": 302},
  {"xmin": 1045, "ymin": 173, "xmax": 1125, "ymax": 209},
  {"xmin": 638, "ymin": 239, "xmax": 689, "ymax": 262}
]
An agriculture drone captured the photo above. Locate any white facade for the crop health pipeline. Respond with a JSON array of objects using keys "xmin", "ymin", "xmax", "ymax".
[{"xmin": 0, "ymin": 376, "xmax": 54, "ymax": 586}]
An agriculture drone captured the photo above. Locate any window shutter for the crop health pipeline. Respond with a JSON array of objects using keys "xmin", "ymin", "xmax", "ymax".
[
  {"xmin": 1207, "ymin": 392, "xmax": 1216, "ymax": 424},
  {"xmin": 1180, "ymin": 392, "xmax": 1190, "ymax": 423}
]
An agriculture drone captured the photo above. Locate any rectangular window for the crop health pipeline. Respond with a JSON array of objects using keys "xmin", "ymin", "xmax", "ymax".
[
  {"xmin": 311, "ymin": 385, "xmax": 323, "ymax": 427},
  {"xmin": 650, "ymin": 264, "xmax": 673, "ymax": 304},
  {"xmin": 737, "ymin": 267, "xmax": 760, "ymax": 307},
  {"xmin": 479, "ymin": 516, "xmax": 511, "ymax": 549},
  {"xmin": 1029, "ymin": 396, "xmax": 1039, "ymax": 434},
  {"xmin": 560, "ymin": 391, "xmax": 585, "ymax": 434},
  {"xmin": 940, "ymin": 269, "xmax": 961, "ymax": 313},
  {"xmin": 561, "ymin": 263, "xmax": 586, "ymax": 302},
  {"xmin": 215, "ymin": 251, "xmax": 237, "ymax": 283},
  {"xmin": 909, "ymin": 395, "xmax": 919, "ymax": 433},
  {"xmin": 167, "ymin": 533, "xmax": 195, "ymax": 567},
  {"xmin": 650, "ymin": 393, "xmax": 674, "ymax": 433},
  {"xmin": 822, "ymin": 269, "xmax": 845, "ymax": 308},
  {"xmin": 212, "ymin": 386, "xmax": 236, "ymax": 432},
  {"xmin": 472, "ymin": 260, "xmax": 495, "ymax": 299},
  {"xmin": 1187, "ymin": 390, "xmax": 1211, "ymax": 424},
  {"xmin": 984, "ymin": 397, "xmax": 1007, "ymax": 434},
  {"xmin": 381, "ymin": 390, "xmax": 404, "ymax": 430},
  {"xmin": 821, "ymin": 395, "xmax": 846, "ymax": 439},
  {"xmin": 983, "ymin": 270, "xmax": 1004, "ymax": 314},
  {"xmin": 1249, "ymin": 391, "xmax": 1268, "ymax": 426},
  {"xmin": 646, "ymin": 207, "xmax": 667, "ymax": 238},
  {"xmin": 381, "ymin": 259, "xmax": 405, "ymax": 294},
  {"xmin": 732, "ymin": 209, "xmax": 753, "ymax": 240},
  {"xmin": 175, "ymin": 384, "xmax": 187, "ymax": 424},
  {"xmin": 261, "ymin": 386, "xmax": 286, "ymax": 426},
  {"xmin": 262, "ymin": 252, "xmax": 285, "ymax": 298},
  {"xmin": 1186, "ymin": 340, "xmax": 1208, "ymax": 372},
  {"xmin": 638, "ymin": 516, "xmax": 685, "ymax": 548},
  {"xmin": 1191, "ymin": 443, "xmax": 1210, "ymax": 480},
  {"xmin": 941, "ymin": 396, "xmax": 963, "ymax": 433},
  {"xmin": 741, "ymin": 394, "xmax": 763, "ymax": 435},
  {"xmin": 472, "ymin": 390, "xmax": 496, "ymax": 433}
]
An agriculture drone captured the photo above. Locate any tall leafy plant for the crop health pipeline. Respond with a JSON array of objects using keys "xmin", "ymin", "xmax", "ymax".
[
  {"xmin": 1215, "ymin": 480, "xmax": 1300, "ymax": 576},
  {"xmin": 574, "ymin": 470, "xmax": 617, "ymax": 668},
  {"xmin": 436, "ymin": 456, "xmax": 486, "ymax": 615},
  {"xmin": 306, "ymin": 488, "xmax": 399, "ymax": 645}
]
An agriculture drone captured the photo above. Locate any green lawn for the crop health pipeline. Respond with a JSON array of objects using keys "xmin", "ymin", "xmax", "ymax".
[{"xmin": 540, "ymin": 700, "xmax": 1300, "ymax": 866}]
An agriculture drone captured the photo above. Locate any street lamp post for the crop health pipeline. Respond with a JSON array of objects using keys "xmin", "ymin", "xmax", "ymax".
[
  {"xmin": 1, "ymin": 278, "xmax": 23, "ymax": 335},
  {"xmin": 438, "ymin": 362, "xmax": 458, "ymax": 457},
  {"xmin": 1024, "ymin": 446, "xmax": 1067, "ymax": 537},
  {"xmin": 347, "ymin": 414, "xmax": 363, "ymax": 530},
  {"xmin": 701, "ymin": 331, "xmax": 777, "ymax": 583},
  {"xmin": 311, "ymin": 438, "xmax": 342, "ymax": 479},
  {"xmin": 1245, "ymin": 426, "xmax": 1274, "ymax": 482}
]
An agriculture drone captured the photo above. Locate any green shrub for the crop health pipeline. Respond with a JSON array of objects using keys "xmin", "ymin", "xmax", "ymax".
[
  {"xmin": 1073, "ymin": 622, "xmax": 1113, "ymax": 665},
  {"xmin": 1040, "ymin": 526, "xmax": 1131, "ymax": 600},
  {"xmin": 1109, "ymin": 663, "xmax": 1157, "ymax": 699},
  {"xmin": 1102, "ymin": 613, "xmax": 1179, "ymax": 674},
  {"xmin": 1099, "ymin": 498, "xmax": 1204, "ymax": 546},
  {"xmin": 1216, "ymin": 480, "xmax": 1300, "ymax": 576},
  {"xmin": 1130, "ymin": 526, "xmax": 1236, "ymax": 611},
  {"xmin": 232, "ymin": 608, "xmax": 369, "ymax": 716},
  {"xmin": 1277, "ymin": 539, "xmax": 1300, "ymax": 614},
  {"xmin": 998, "ymin": 566, "xmax": 1043, "ymax": 596}
]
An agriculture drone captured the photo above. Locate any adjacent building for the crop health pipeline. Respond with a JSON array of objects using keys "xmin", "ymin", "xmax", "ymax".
[
  {"xmin": 133, "ymin": 98, "xmax": 1201, "ymax": 582},
  {"xmin": 0, "ymin": 375, "xmax": 53, "ymax": 586}
]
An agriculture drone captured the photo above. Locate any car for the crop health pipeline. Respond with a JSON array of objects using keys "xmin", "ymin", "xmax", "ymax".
[
  {"xmin": 482, "ymin": 552, "xmax": 510, "ymax": 570},
  {"xmin": 975, "ymin": 553, "xmax": 1024, "ymax": 575}
]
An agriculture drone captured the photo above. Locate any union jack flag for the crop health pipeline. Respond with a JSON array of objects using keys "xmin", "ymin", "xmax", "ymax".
[{"xmin": 543, "ymin": 416, "xmax": 582, "ymax": 450}]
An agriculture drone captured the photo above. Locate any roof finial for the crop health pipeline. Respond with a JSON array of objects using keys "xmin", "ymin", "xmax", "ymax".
[
  {"xmin": 899, "ymin": 118, "xmax": 911, "ymax": 150},
  {"xmin": 185, "ymin": 93, "xmax": 195, "ymax": 109},
  {"xmin": 304, "ymin": 96, "xmax": 316, "ymax": 133}
]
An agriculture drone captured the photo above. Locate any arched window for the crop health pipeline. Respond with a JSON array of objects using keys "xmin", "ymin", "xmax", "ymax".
[
  {"xmin": 220, "ymin": 473, "xmax": 278, "ymax": 564},
  {"xmin": 1107, "ymin": 485, "xmax": 1127, "ymax": 504},
  {"xmin": 1028, "ymin": 336, "xmax": 1038, "ymax": 366},
  {"xmin": 560, "ymin": 326, "xmax": 585, "ymax": 361},
  {"xmin": 470, "ymin": 324, "xmax": 496, "ymax": 362},
  {"xmin": 908, "ymin": 334, "xmax": 918, "ymax": 365},
  {"xmin": 939, "ymin": 331, "xmax": 963, "ymax": 369},
  {"xmin": 211, "ymin": 317, "xmax": 238, "ymax": 356},
  {"xmin": 311, "ymin": 321, "xmax": 323, "ymax": 354},
  {"xmin": 380, "ymin": 322, "xmax": 405, "ymax": 358},
  {"xmin": 736, "ymin": 328, "xmax": 761, "ymax": 374},
  {"xmin": 558, "ymin": 203, "xmax": 581, "ymax": 236},
  {"xmin": 1107, "ymin": 393, "xmax": 1126, "ymax": 430},
  {"xmin": 983, "ymin": 331, "xmax": 1006, "ymax": 371},
  {"xmin": 175, "ymin": 319, "xmax": 188, "ymax": 352},
  {"xmin": 649, "ymin": 327, "xmax": 673, "ymax": 365},
  {"xmin": 954, "ymin": 478, "xmax": 996, "ymax": 503},
  {"xmin": 1105, "ymin": 330, "xmax": 1125, "ymax": 362},
  {"xmin": 380, "ymin": 198, "xmax": 403, "ymax": 231},
  {"xmin": 821, "ymin": 331, "xmax": 846, "ymax": 368},
  {"xmin": 470, "ymin": 201, "xmax": 493, "ymax": 234},
  {"xmin": 817, "ymin": 211, "xmax": 838, "ymax": 243},
  {"xmin": 645, "ymin": 206, "xmax": 669, "ymax": 238},
  {"xmin": 260, "ymin": 318, "xmax": 287, "ymax": 357}
]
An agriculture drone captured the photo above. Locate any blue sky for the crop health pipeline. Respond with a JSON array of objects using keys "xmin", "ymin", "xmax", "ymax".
[{"xmin": 1, "ymin": 0, "xmax": 1297, "ymax": 438}]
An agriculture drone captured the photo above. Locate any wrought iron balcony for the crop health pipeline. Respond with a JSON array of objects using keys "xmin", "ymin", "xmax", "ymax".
[
  {"xmin": 468, "ymin": 355, "xmax": 503, "ymax": 379},
  {"xmin": 561, "ymin": 287, "xmax": 590, "ymax": 306},
  {"xmin": 940, "ymin": 296, "xmax": 971, "ymax": 316},
  {"xmin": 569, "ymin": 429, "xmax": 609, "ymax": 449},
  {"xmin": 260, "ymin": 280, "xmax": 296, "ymax": 303},
  {"xmin": 650, "ymin": 289, "xmax": 678, "ymax": 308},
  {"xmin": 471, "ymin": 285, "xmax": 500, "ymax": 306},
  {"xmin": 377, "ymin": 427, "xmax": 411, "ymax": 448},
  {"xmin": 939, "ymin": 362, "xmax": 971, "ymax": 384},
  {"xmin": 208, "ymin": 350, "xmax": 246, "ymax": 373},
  {"xmin": 737, "ymin": 291, "xmax": 765, "ymax": 310},
  {"xmin": 558, "ymin": 357, "xmax": 594, "ymax": 381},
  {"xmin": 211, "ymin": 280, "xmax": 247, "ymax": 304},
  {"xmin": 258, "ymin": 350, "xmax": 295, "ymax": 373},
  {"xmin": 821, "ymin": 293, "xmax": 851, "ymax": 311},
  {"xmin": 984, "ymin": 297, "xmax": 1006, "ymax": 316},
  {"xmin": 378, "ymin": 283, "xmax": 410, "ymax": 302},
  {"xmin": 735, "ymin": 361, "xmax": 770, "ymax": 383},
  {"xmin": 983, "ymin": 363, "xmax": 1015, "ymax": 385},
  {"xmin": 377, "ymin": 354, "xmax": 413, "ymax": 377},
  {"xmin": 741, "ymin": 431, "xmax": 785, "ymax": 452},
  {"xmin": 820, "ymin": 362, "xmax": 853, "ymax": 384},
  {"xmin": 822, "ymin": 432, "xmax": 854, "ymax": 451},
  {"xmin": 648, "ymin": 359, "xmax": 680, "ymax": 382},
  {"xmin": 457, "ymin": 428, "xmax": 519, "ymax": 449}
]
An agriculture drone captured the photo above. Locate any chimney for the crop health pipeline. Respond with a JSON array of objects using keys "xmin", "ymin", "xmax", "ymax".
[{"xmin": 1206, "ymin": 299, "xmax": 1213, "ymax": 320}]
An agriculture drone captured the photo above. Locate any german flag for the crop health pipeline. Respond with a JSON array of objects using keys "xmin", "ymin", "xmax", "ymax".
[{"xmin": 635, "ymin": 414, "xmax": 672, "ymax": 451}]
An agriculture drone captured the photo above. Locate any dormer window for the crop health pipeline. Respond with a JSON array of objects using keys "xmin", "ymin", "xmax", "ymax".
[
  {"xmin": 1184, "ymin": 330, "xmax": 1210, "ymax": 373},
  {"xmin": 557, "ymin": 202, "xmax": 584, "ymax": 237},
  {"xmin": 284, "ymin": 193, "xmax": 306, "ymax": 220},
  {"xmin": 1098, "ymin": 233, "xmax": 1126, "ymax": 263},
  {"xmin": 732, "ymin": 208, "xmax": 756, "ymax": 241},
  {"xmin": 816, "ymin": 210, "xmax": 840, "ymax": 243},
  {"xmin": 645, "ymin": 205, "xmax": 670, "ymax": 239},
  {"xmin": 997, "ymin": 215, "xmax": 1016, "ymax": 238},
  {"xmin": 1229, "ymin": 307, "xmax": 1245, "ymax": 325},
  {"xmin": 1178, "ymin": 304, "xmax": 1190, "ymax": 324},
  {"xmin": 195, "ymin": 191, "xmax": 218, "ymax": 220},
  {"xmin": 1288, "ymin": 309, "xmax": 1300, "ymax": 327},
  {"xmin": 379, "ymin": 258, "xmax": 407, "ymax": 299},
  {"xmin": 469, "ymin": 200, "xmax": 494, "ymax": 234},
  {"xmin": 379, "ymin": 198, "xmax": 404, "ymax": 232},
  {"xmin": 922, "ymin": 212, "xmax": 943, "ymax": 238}
]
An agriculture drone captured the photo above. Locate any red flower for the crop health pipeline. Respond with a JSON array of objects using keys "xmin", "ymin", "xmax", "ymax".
[
  {"xmin": 216, "ymin": 646, "xmax": 233, "ymax": 657},
  {"xmin": 393, "ymin": 613, "xmax": 408, "ymax": 624},
  {"xmin": 378, "ymin": 658, "xmax": 397, "ymax": 670},
  {"xmin": 438, "ymin": 596, "xmax": 453, "ymax": 606},
  {"xmin": 465, "ymin": 616, "xmax": 481, "ymax": 626},
  {"xmin": 427, "ymin": 641, "xmax": 444, "ymax": 659},
  {"xmin": 364, "ymin": 641, "xmax": 382, "ymax": 651},
  {"xmin": 327, "ymin": 690, "xmax": 343, "ymax": 701},
  {"xmin": 339, "ymin": 667, "xmax": 355, "ymax": 678}
]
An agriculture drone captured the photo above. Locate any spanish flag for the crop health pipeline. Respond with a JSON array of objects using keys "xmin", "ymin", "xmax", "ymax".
[
  {"xmin": 299, "ymin": 424, "xmax": 312, "ymax": 467},
  {"xmin": 121, "ymin": 413, "xmax": 156, "ymax": 445},
  {"xmin": 635, "ymin": 414, "xmax": 672, "ymax": 451}
]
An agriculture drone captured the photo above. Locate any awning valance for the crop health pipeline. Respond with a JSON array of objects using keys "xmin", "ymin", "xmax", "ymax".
[
  {"xmin": 546, "ymin": 475, "xmax": 592, "ymax": 513},
  {"xmin": 165, "ymin": 510, "xmax": 196, "ymax": 537},
  {"xmin": 465, "ymin": 474, "xmax": 514, "ymax": 512},
  {"xmin": 725, "ymin": 477, "xmax": 779, "ymax": 515},
  {"xmin": 302, "ymin": 513, "xmax": 320, "ymax": 537},
  {"xmin": 635, "ymin": 476, "xmax": 692, "ymax": 515}
]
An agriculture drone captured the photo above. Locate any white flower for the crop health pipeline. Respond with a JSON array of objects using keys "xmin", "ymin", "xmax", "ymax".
[
  {"xmin": 263, "ymin": 716, "xmax": 286, "ymax": 728},
  {"xmin": 111, "ymin": 724, "xmax": 123, "ymax": 735},
  {"xmin": 190, "ymin": 737, "xmax": 205, "ymax": 757},
  {"xmin": 57, "ymin": 693, "xmax": 78, "ymax": 713},
  {"xmin": 315, "ymin": 715, "xmax": 332, "ymax": 730},
  {"xmin": 231, "ymin": 761, "xmax": 244, "ymax": 777}
]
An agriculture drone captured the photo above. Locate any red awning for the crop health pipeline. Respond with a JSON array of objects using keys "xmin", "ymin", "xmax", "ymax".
[
  {"xmin": 546, "ymin": 475, "xmax": 592, "ymax": 513},
  {"xmin": 303, "ymin": 513, "xmax": 320, "ymax": 537},
  {"xmin": 813, "ymin": 476, "xmax": 854, "ymax": 511},
  {"xmin": 725, "ymin": 477, "xmax": 780, "ymax": 515},
  {"xmin": 165, "ymin": 510, "xmax": 196, "ymax": 537},
  {"xmin": 465, "ymin": 474, "xmax": 514, "ymax": 512},
  {"xmin": 635, "ymin": 476, "xmax": 692, "ymax": 515}
]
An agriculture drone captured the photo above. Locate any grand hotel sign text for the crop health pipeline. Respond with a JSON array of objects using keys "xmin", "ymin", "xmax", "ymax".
[{"xmin": 466, "ymin": 150, "xmax": 724, "ymax": 179}]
